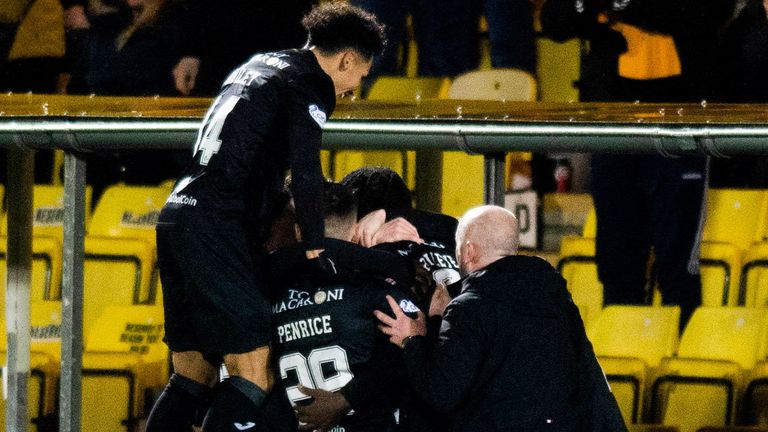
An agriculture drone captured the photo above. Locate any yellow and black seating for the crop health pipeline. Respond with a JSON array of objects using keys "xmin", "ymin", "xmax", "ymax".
[
  {"xmin": 589, "ymin": 306, "xmax": 680, "ymax": 424},
  {"xmin": 331, "ymin": 76, "xmax": 451, "ymax": 187},
  {"xmin": 0, "ymin": 301, "xmax": 62, "ymax": 432},
  {"xmin": 650, "ymin": 307, "xmax": 768, "ymax": 432},
  {"xmin": 700, "ymin": 189, "xmax": 768, "ymax": 306},
  {"xmin": 82, "ymin": 304, "xmax": 168, "ymax": 432}
]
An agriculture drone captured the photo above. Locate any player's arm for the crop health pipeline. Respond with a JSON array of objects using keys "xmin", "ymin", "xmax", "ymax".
[
  {"xmin": 377, "ymin": 295, "xmax": 488, "ymax": 412},
  {"xmin": 285, "ymin": 76, "xmax": 327, "ymax": 252}
]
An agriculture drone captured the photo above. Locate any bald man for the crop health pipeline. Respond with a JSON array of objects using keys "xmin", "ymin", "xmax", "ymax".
[{"xmin": 376, "ymin": 205, "xmax": 627, "ymax": 431}]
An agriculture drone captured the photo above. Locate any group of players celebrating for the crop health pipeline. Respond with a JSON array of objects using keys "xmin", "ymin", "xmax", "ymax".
[{"xmin": 143, "ymin": 3, "xmax": 468, "ymax": 431}]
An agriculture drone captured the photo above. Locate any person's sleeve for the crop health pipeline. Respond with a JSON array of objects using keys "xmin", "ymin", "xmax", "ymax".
[
  {"xmin": 285, "ymin": 76, "xmax": 327, "ymax": 250},
  {"xmin": 324, "ymin": 239, "xmax": 413, "ymax": 287},
  {"xmin": 400, "ymin": 299, "xmax": 487, "ymax": 412},
  {"xmin": 339, "ymin": 334, "xmax": 405, "ymax": 412},
  {"xmin": 341, "ymin": 288, "xmax": 420, "ymax": 411}
]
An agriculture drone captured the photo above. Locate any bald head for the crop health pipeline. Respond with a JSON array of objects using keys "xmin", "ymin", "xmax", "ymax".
[{"xmin": 455, "ymin": 205, "xmax": 519, "ymax": 273}]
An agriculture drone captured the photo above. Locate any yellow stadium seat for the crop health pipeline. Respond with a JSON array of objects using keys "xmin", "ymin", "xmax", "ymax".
[
  {"xmin": 702, "ymin": 190, "xmax": 768, "ymax": 251},
  {"xmin": 367, "ymin": 76, "xmax": 451, "ymax": 101},
  {"xmin": 650, "ymin": 308, "xmax": 768, "ymax": 432},
  {"xmin": 0, "ymin": 301, "xmax": 62, "ymax": 432},
  {"xmin": 448, "ymin": 69, "xmax": 537, "ymax": 101},
  {"xmin": 558, "ymin": 235, "xmax": 602, "ymax": 328},
  {"xmin": 88, "ymin": 184, "xmax": 171, "ymax": 242},
  {"xmin": 442, "ymin": 68, "xmax": 538, "ymax": 217},
  {"xmin": 740, "ymin": 242, "xmax": 768, "ymax": 307},
  {"xmin": 700, "ymin": 242, "xmax": 743, "ymax": 306},
  {"xmin": 83, "ymin": 184, "xmax": 170, "ymax": 340},
  {"xmin": 744, "ymin": 361, "xmax": 768, "ymax": 425},
  {"xmin": 0, "ymin": 184, "xmax": 93, "ymax": 239},
  {"xmin": 82, "ymin": 305, "xmax": 168, "ymax": 432},
  {"xmin": 0, "ymin": 235, "xmax": 62, "ymax": 306},
  {"xmin": 332, "ymin": 76, "xmax": 451, "ymax": 190},
  {"xmin": 699, "ymin": 190, "xmax": 768, "ymax": 307},
  {"xmin": 589, "ymin": 306, "xmax": 680, "ymax": 423}
]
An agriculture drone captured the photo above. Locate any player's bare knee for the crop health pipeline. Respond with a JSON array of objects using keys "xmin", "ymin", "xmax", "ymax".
[
  {"xmin": 223, "ymin": 346, "xmax": 274, "ymax": 392},
  {"xmin": 171, "ymin": 351, "xmax": 218, "ymax": 387}
]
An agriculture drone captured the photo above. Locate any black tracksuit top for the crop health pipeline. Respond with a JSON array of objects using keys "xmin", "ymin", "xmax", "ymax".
[{"xmin": 158, "ymin": 49, "xmax": 335, "ymax": 249}]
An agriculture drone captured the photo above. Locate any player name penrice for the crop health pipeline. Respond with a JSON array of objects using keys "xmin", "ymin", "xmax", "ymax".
[{"xmin": 276, "ymin": 315, "xmax": 332, "ymax": 343}]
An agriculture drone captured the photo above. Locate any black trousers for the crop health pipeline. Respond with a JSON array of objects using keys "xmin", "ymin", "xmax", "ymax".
[{"xmin": 591, "ymin": 154, "xmax": 707, "ymax": 326}]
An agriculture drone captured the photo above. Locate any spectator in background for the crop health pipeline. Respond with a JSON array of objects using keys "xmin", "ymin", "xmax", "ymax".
[
  {"xmin": 375, "ymin": 205, "xmax": 627, "ymax": 431},
  {"xmin": 708, "ymin": 0, "xmax": 768, "ymax": 188},
  {"xmin": 351, "ymin": 0, "xmax": 536, "ymax": 91},
  {"xmin": 541, "ymin": 0, "xmax": 734, "ymax": 330},
  {"xmin": 0, "ymin": 0, "xmax": 88, "ymax": 183},
  {"xmin": 171, "ymin": 0, "xmax": 317, "ymax": 96},
  {"xmin": 71, "ymin": 0, "xmax": 192, "ymax": 203}
]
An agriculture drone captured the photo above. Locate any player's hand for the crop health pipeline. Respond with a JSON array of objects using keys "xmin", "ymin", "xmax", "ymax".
[
  {"xmin": 428, "ymin": 283, "xmax": 451, "ymax": 317},
  {"xmin": 371, "ymin": 217, "xmax": 423, "ymax": 246},
  {"xmin": 173, "ymin": 56, "xmax": 200, "ymax": 95},
  {"xmin": 294, "ymin": 385, "xmax": 350, "ymax": 431},
  {"xmin": 374, "ymin": 295, "xmax": 426, "ymax": 348},
  {"xmin": 352, "ymin": 209, "xmax": 386, "ymax": 247},
  {"xmin": 63, "ymin": 5, "xmax": 90, "ymax": 29}
]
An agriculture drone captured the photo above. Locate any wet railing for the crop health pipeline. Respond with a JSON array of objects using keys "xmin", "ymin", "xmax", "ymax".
[{"xmin": 2, "ymin": 94, "xmax": 768, "ymax": 432}]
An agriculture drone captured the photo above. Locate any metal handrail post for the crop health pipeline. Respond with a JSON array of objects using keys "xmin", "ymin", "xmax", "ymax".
[
  {"xmin": 5, "ymin": 148, "xmax": 34, "ymax": 432},
  {"xmin": 484, "ymin": 152, "xmax": 506, "ymax": 206},
  {"xmin": 60, "ymin": 152, "xmax": 86, "ymax": 432}
]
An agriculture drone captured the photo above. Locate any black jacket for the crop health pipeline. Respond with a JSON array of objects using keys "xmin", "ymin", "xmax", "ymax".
[
  {"xmin": 159, "ymin": 49, "xmax": 335, "ymax": 249},
  {"xmin": 540, "ymin": 0, "xmax": 734, "ymax": 102},
  {"xmin": 402, "ymin": 255, "xmax": 627, "ymax": 432}
]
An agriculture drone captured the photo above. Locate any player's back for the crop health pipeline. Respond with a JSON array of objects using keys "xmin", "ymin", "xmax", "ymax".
[{"xmin": 272, "ymin": 274, "xmax": 415, "ymax": 432}]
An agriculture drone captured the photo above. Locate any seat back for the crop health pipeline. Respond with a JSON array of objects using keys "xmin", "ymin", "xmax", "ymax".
[
  {"xmin": 367, "ymin": 76, "xmax": 451, "ymax": 101},
  {"xmin": 558, "ymin": 236, "xmax": 602, "ymax": 328},
  {"xmin": 678, "ymin": 307, "xmax": 768, "ymax": 369},
  {"xmin": 88, "ymin": 184, "xmax": 172, "ymax": 242},
  {"xmin": 589, "ymin": 305, "xmax": 680, "ymax": 367},
  {"xmin": 702, "ymin": 189, "xmax": 768, "ymax": 250},
  {"xmin": 0, "ymin": 185, "xmax": 93, "ymax": 239},
  {"xmin": 448, "ymin": 68, "xmax": 537, "ymax": 101}
]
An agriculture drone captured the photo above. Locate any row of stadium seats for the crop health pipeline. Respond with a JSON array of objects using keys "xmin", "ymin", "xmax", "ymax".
[
  {"xmin": 559, "ymin": 189, "xmax": 768, "ymax": 327},
  {"xmin": 331, "ymin": 70, "xmax": 537, "ymax": 217},
  {"xmin": 590, "ymin": 306, "xmax": 768, "ymax": 432},
  {"xmin": 0, "ymin": 183, "xmax": 172, "ymax": 431}
]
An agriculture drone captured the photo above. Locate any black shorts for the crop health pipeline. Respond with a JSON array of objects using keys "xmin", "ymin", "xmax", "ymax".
[{"xmin": 157, "ymin": 228, "xmax": 272, "ymax": 354}]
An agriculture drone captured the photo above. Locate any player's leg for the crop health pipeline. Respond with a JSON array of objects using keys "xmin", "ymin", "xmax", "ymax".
[
  {"xmin": 145, "ymin": 351, "xmax": 218, "ymax": 431},
  {"xmin": 202, "ymin": 346, "xmax": 274, "ymax": 432}
]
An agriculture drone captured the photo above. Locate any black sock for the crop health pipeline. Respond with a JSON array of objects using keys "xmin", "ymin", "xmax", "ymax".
[
  {"xmin": 145, "ymin": 373, "xmax": 213, "ymax": 432},
  {"xmin": 201, "ymin": 377, "xmax": 268, "ymax": 432}
]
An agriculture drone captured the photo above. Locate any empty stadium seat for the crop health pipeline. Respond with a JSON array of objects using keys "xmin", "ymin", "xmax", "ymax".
[
  {"xmin": 589, "ymin": 306, "xmax": 680, "ymax": 423},
  {"xmin": 740, "ymin": 243, "xmax": 768, "ymax": 307},
  {"xmin": 558, "ymin": 235, "xmax": 602, "ymax": 328},
  {"xmin": 650, "ymin": 308, "xmax": 768, "ymax": 432},
  {"xmin": 443, "ymin": 68, "xmax": 537, "ymax": 216},
  {"xmin": 701, "ymin": 190, "xmax": 768, "ymax": 306},
  {"xmin": 448, "ymin": 69, "xmax": 537, "ymax": 101},
  {"xmin": 82, "ymin": 305, "xmax": 168, "ymax": 432},
  {"xmin": 0, "ymin": 301, "xmax": 62, "ymax": 432},
  {"xmin": 83, "ymin": 184, "xmax": 170, "ymax": 339},
  {"xmin": 0, "ymin": 184, "xmax": 93, "ymax": 239},
  {"xmin": 332, "ymin": 76, "xmax": 451, "ymax": 189}
]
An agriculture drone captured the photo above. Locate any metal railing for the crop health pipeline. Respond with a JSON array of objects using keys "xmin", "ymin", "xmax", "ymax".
[{"xmin": 2, "ymin": 96, "xmax": 768, "ymax": 432}]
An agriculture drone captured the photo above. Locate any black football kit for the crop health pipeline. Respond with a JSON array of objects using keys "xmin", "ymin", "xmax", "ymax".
[
  {"xmin": 156, "ymin": 49, "xmax": 335, "ymax": 355},
  {"xmin": 271, "ymin": 248, "xmax": 420, "ymax": 432}
]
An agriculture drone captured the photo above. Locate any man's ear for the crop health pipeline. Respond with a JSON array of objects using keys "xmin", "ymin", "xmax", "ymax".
[
  {"xmin": 464, "ymin": 241, "xmax": 477, "ymax": 266},
  {"xmin": 339, "ymin": 50, "xmax": 356, "ymax": 72}
]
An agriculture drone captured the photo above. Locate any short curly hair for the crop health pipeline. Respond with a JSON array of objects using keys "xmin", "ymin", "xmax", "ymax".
[{"xmin": 302, "ymin": 2, "xmax": 386, "ymax": 60}]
